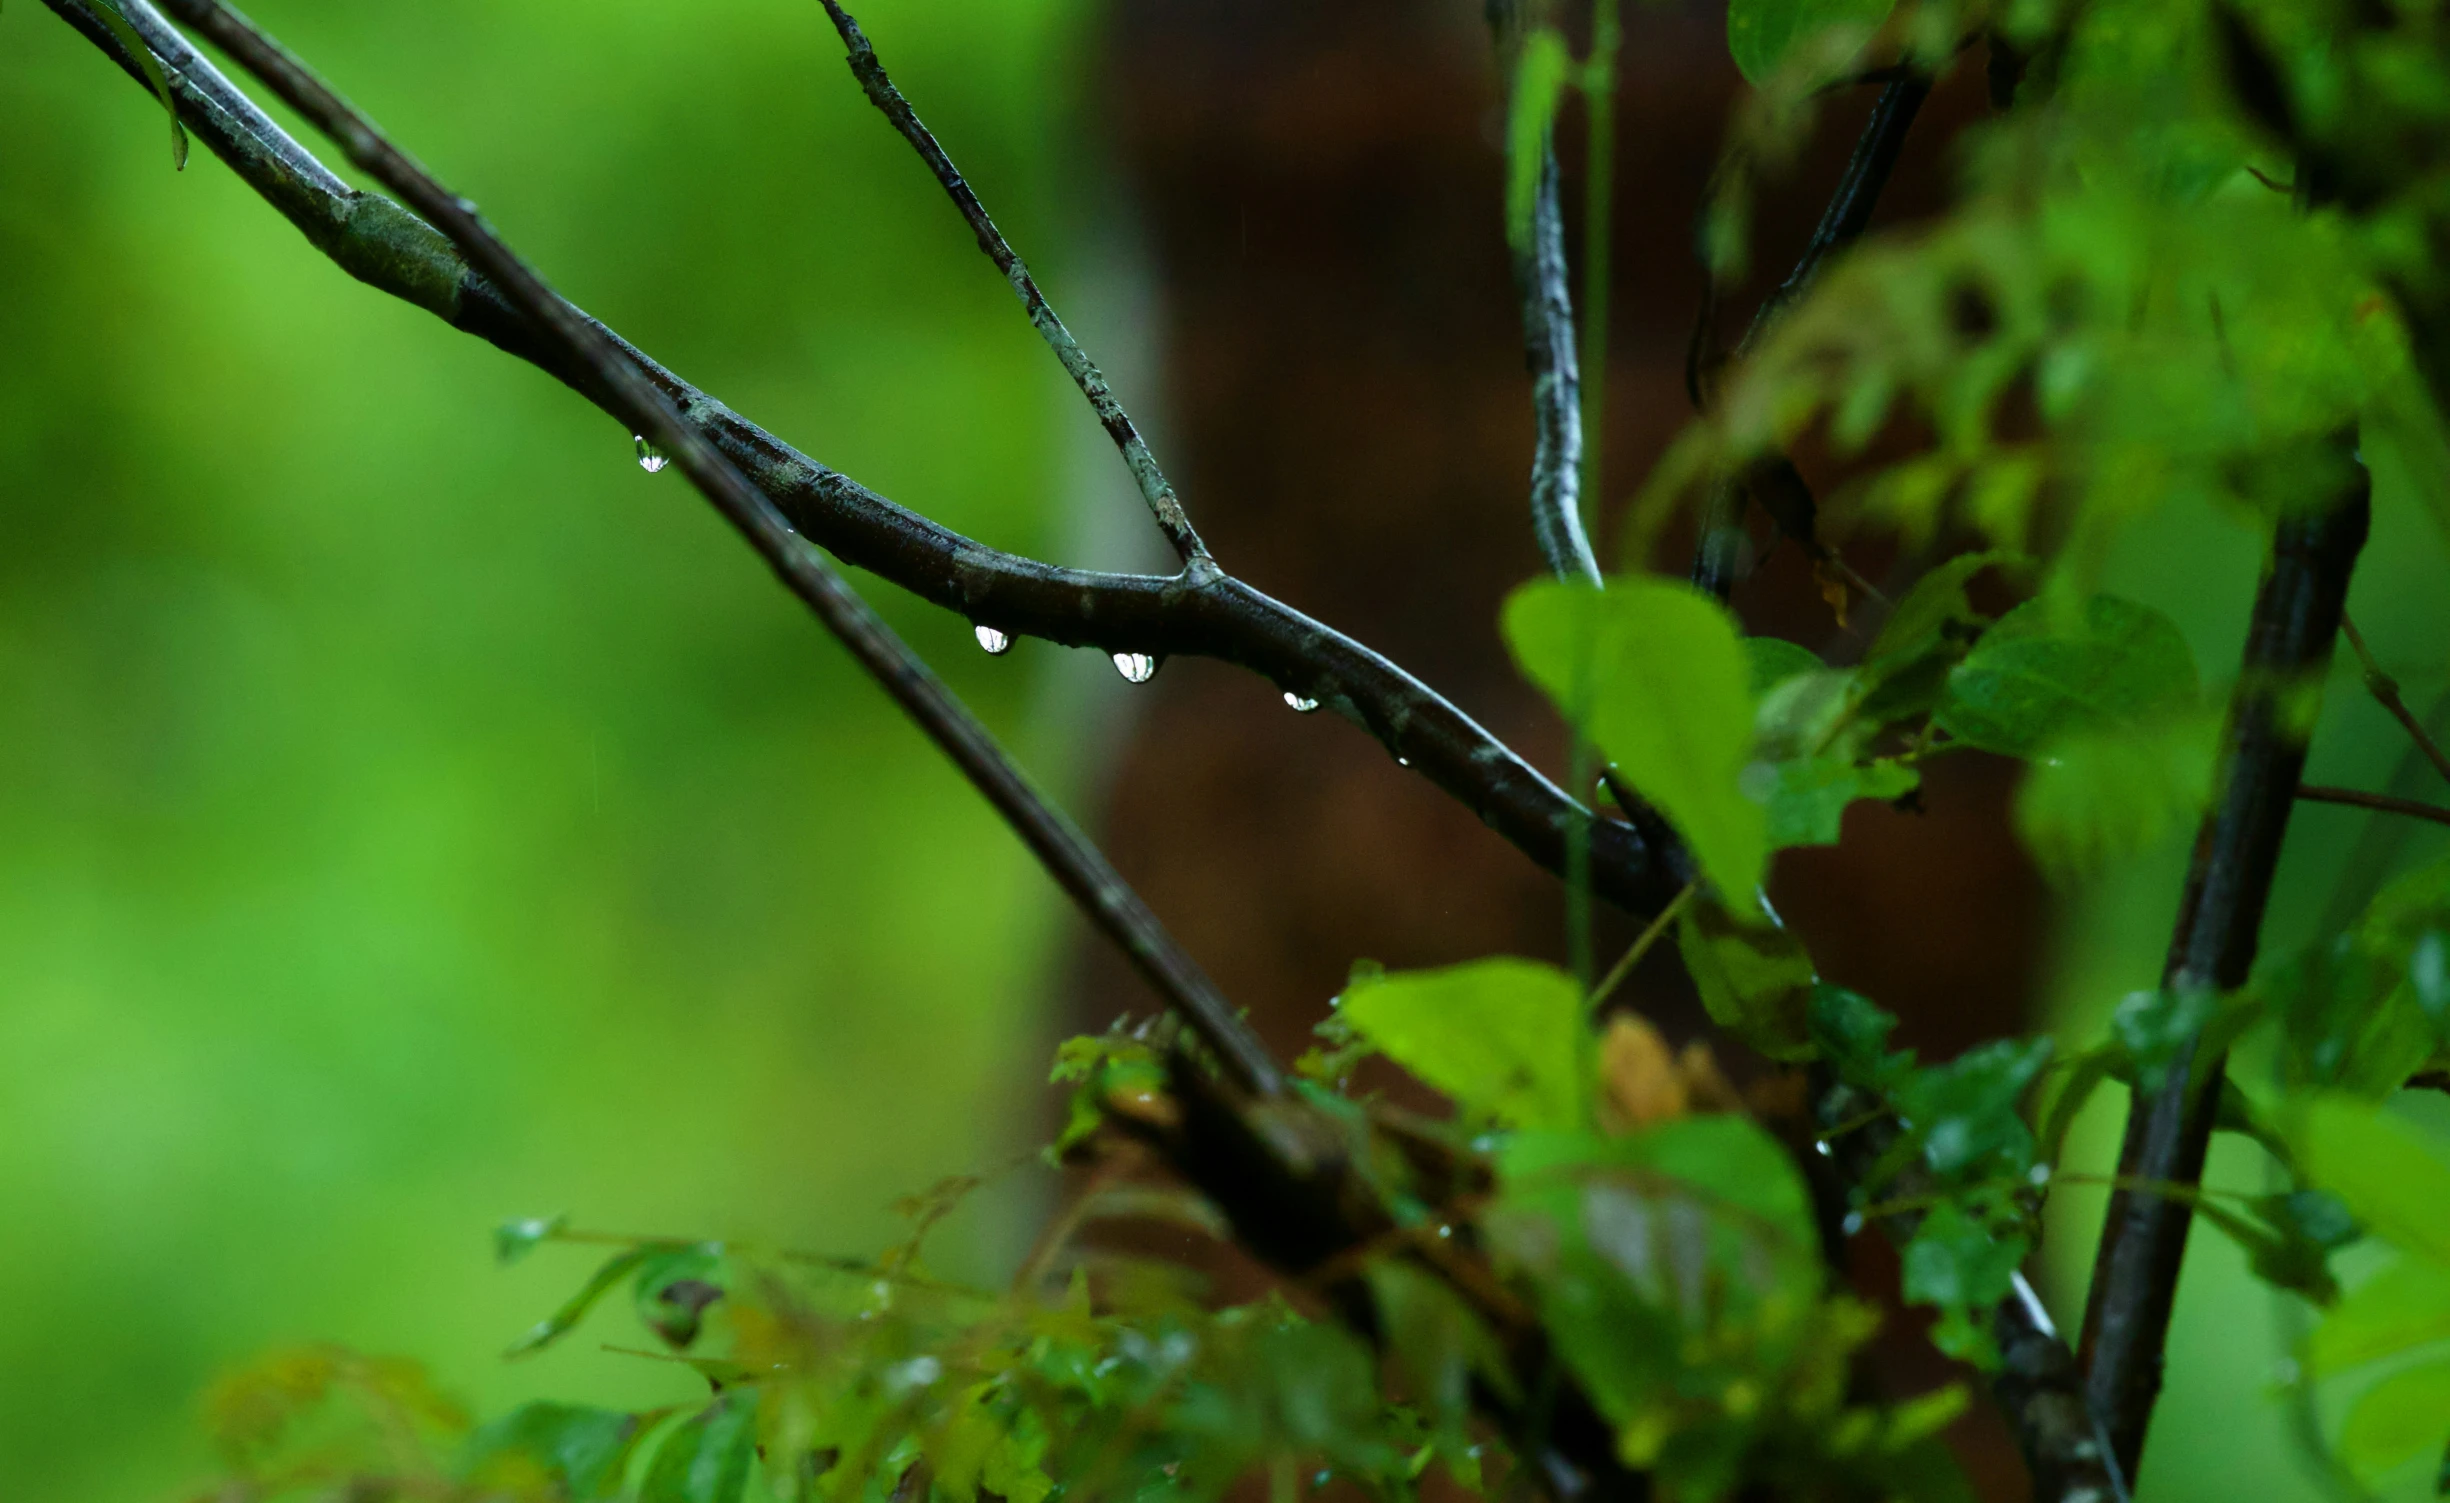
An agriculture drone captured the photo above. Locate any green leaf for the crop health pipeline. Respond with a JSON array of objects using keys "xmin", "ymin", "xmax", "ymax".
[
  {"xmin": 1677, "ymin": 898, "xmax": 1817, "ymax": 1061},
  {"xmin": 1505, "ymin": 577, "xmax": 1766, "ymax": 899},
  {"xmin": 1809, "ymin": 984, "xmax": 1913, "ymax": 1091},
  {"xmin": 1900, "ymin": 1202, "xmax": 2026, "ymax": 1368},
  {"xmin": 2308, "ymin": 1257, "xmax": 2450, "ymax": 1376},
  {"xmin": 506, "ymin": 1246, "xmax": 652, "ymax": 1359},
  {"xmin": 2293, "ymin": 1095, "xmax": 2450, "ymax": 1265},
  {"xmin": 2339, "ymin": 1358, "xmax": 2450, "ymax": 1483},
  {"xmin": 1936, "ymin": 594, "xmax": 2199, "ymax": 758},
  {"xmin": 1365, "ymin": 1260, "xmax": 1520, "ymax": 1437},
  {"xmin": 639, "ymin": 1391, "xmax": 759, "ymax": 1503},
  {"xmin": 2108, "ymin": 987, "xmax": 2223, "ymax": 1093},
  {"xmin": 1746, "ymin": 754, "xmax": 1918, "ymax": 849},
  {"xmin": 90, "ymin": 0, "xmax": 189, "ymax": 171},
  {"xmin": 1505, "ymin": 29, "xmax": 1572, "ymax": 251},
  {"xmin": 1744, "ymin": 636, "xmax": 1824, "ymax": 697},
  {"xmin": 632, "ymin": 1243, "xmax": 726, "ymax": 1350},
  {"xmin": 1727, "ymin": 0, "xmax": 1899, "ymax": 84},
  {"xmin": 1894, "ymin": 1037, "xmax": 2052, "ymax": 1182},
  {"xmin": 494, "ymin": 1214, "xmax": 567, "ymax": 1267},
  {"xmin": 2012, "ymin": 708, "xmax": 2221, "ymax": 877},
  {"xmin": 1867, "ymin": 553, "xmax": 2016, "ymax": 664},
  {"xmin": 1338, "ymin": 958, "xmax": 1584, "ymax": 1128},
  {"xmin": 463, "ymin": 1402, "xmax": 641, "ymax": 1500}
]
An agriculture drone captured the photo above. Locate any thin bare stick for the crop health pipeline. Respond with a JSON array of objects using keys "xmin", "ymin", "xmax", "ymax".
[
  {"xmin": 1589, "ymin": 880, "xmax": 1694, "ymax": 1009},
  {"xmin": 2298, "ymin": 783, "xmax": 2450, "ymax": 829},
  {"xmin": 139, "ymin": 0, "xmax": 1285, "ymax": 1100},
  {"xmin": 816, "ymin": 0, "xmax": 1207, "ymax": 565},
  {"xmin": 2341, "ymin": 611, "xmax": 2450, "ymax": 787}
]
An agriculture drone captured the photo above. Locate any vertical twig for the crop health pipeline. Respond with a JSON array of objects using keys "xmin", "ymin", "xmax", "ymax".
[
  {"xmin": 816, "ymin": 0, "xmax": 1210, "ymax": 566},
  {"xmin": 2077, "ymin": 461, "xmax": 2371, "ymax": 1481},
  {"xmin": 1520, "ymin": 145, "xmax": 1604, "ymax": 585},
  {"xmin": 146, "ymin": 0, "xmax": 1285, "ymax": 1100}
]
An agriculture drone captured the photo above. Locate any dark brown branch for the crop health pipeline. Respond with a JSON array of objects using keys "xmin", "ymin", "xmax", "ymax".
[
  {"xmin": 2340, "ymin": 612, "xmax": 2450, "ymax": 788},
  {"xmin": 814, "ymin": 1, "xmax": 1208, "ymax": 567},
  {"xmin": 1690, "ymin": 77, "xmax": 1930, "ymax": 602},
  {"xmin": 2297, "ymin": 783, "xmax": 2450, "ymax": 829},
  {"xmin": 1814, "ymin": 1068, "xmax": 2127, "ymax": 1503},
  {"xmin": 43, "ymin": 0, "xmax": 1684, "ymax": 927},
  {"xmin": 1517, "ymin": 143, "xmax": 1605, "ymax": 585},
  {"xmin": 2077, "ymin": 464, "xmax": 2371, "ymax": 1484},
  {"xmin": 118, "ymin": 0, "xmax": 1287, "ymax": 1102}
]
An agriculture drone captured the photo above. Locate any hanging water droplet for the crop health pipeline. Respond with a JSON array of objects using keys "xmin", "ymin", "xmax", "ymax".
[
  {"xmin": 1283, "ymin": 692, "xmax": 1320, "ymax": 713},
  {"xmin": 1111, "ymin": 651, "xmax": 1156, "ymax": 684},
  {"xmin": 974, "ymin": 625, "xmax": 1011, "ymax": 655},
  {"xmin": 1842, "ymin": 1211, "xmax": 1865, "ymax": 1237},
  {"xmin": 633, "ymin": 435, "xmax": 669, "ymax": 473},
  {"xmin": 1395, "ymin": 755, "xmax": 1411, "ymax": 767}
]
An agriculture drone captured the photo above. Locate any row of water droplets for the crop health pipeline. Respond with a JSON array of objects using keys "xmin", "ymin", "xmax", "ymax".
[{"xmin": 635, "ymin": 438, "xmax": 1330, "ymax": 709}]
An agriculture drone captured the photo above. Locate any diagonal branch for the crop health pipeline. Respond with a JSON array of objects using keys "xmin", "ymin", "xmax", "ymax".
[
  {"xmin": 43, "ymin": 0, "xmax": 1685, "ymax": 924},
  {"xmin": 814, "ymin": 0, "xmax": 1209, "ymax": 566},
  {"xmin": 2297, "ymin": 783, "xmax": 2450, "ymax": 828},
  {"xmin": 2077, "ymin": 463, "xmax": 2371, "ymax": 1484},
  {"xmin": 2340, "ymin": 612, "xmax": 2450, "ymax": 788},
  {"xmin": 1690, "ymin": 77, "xmax": 1930, "ymax": 602},
  {"xmin": 109, "ymin": 0, "xmax": 1285, "ymax": 1102}
]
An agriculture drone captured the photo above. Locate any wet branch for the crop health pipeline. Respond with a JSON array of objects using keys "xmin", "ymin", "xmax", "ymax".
[
  {"xmin": 105, "ymin": 0, "xmax": 1286, "ymax": 1102},
  {"xmin": 2296, "ymin": 783, "xmax": 2450, "ymax": 829},
  {"xmin": 815, "ymin": 0, "xmax": 1209, "ymax": 566},
  {"xmin": 2076, "ymin": 466, "xmax": 2371, "ymax": 1484},
  {"xmin": 43, "ymin": 0, "xmax": 1684, "ymax": 925},
  {"xmin": 1517, "ymin": 141, "xmax": 1605, "ymax": 585}
]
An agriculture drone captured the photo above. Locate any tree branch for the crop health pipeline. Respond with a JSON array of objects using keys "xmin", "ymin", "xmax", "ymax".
[
  {"xmin": 43, "ymin": 0, "xmax": 1685, "ymax": 925},
  {"xmin": 1517, "ymin": 141, "xmax": 1605, "ymax": 585},
  {"xmin": 102, "ymin": 0, "xmax": 1285, "ymax": 1102},
  {"xmin": 1689, "ymin": 77, "xmax": 1929, "ymax": 602},
  {"xmin": 2296, "ymin": 783, "xmax": 2450, "ymax": 829},
  {"xmin": 2076, "ymin": 465, "xmax": 2371, "ymax": 1483},
  {"xmin": 814, "ymin": 0, "xmax": 1209, "ymax": 566}
]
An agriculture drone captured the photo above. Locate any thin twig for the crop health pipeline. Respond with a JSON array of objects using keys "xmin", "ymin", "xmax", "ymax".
[
  {"xmin": 133, "ymin": 0, "xmax": 1287, "ymax": 1101},
  {"xmin": 1589, "ymin": 880, "xmax": 1694, "ymax": 1008},
  {"xmin": 1518, "ymin": 142, "xmax": 1604, "ymax": 585},
  {"xmin": 2340, "ymin": 611, "xmax": 2450, "ymax": 787},
  {"xmin": 44, "ymin": 0, "xmax": 1686, "ymax": 923},
  {"xmin": 2297, "ymin": 783, "xmax": 2450, "ymax": 829},
  {"xmin": 1690, "ymin": 77, "xmax": 1930, "ymax": 602},
  {"xmin": 2078, "ymin": 465, "xmax": 2370, "ymax": 1485},
  {"xmin": 815, "ymin": 1, "xmax": 1208, "ymax": 566}
]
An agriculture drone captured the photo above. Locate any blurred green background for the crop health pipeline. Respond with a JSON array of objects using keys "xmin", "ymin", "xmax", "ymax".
[{"xmin": 0, "ymin": 1, "xmax": 1117, "ymax": 1497}]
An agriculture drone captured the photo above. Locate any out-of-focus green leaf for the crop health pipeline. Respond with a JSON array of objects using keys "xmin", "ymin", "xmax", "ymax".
[
  {"xmin": 1366, "ymin": 1260, "xmax": 1520, "ymax": 1436},
  {"xmin": 1505, "ymin": 578, "xmax": 1766, "ymax": 898},
  {"xmin": 1677, "ymin": 898, "xmax": 1817, "ymax": 1061},
  {"xmin": 1727, "ymin": 0, "xmax": 1898, "ymax": 84},
  {"xmin": 2193, "ymin": 1191, "xmax": 2355, "ymax": 1305},
  {"xmin": 2309, "ymin": 1257, "xmax": 2450, "ymax": 1376},
  {"xmin": 1937, "ymin": 594, "xmax": 2199, "ymax": 758},
  {"xmin": 632, "ymin": 1243, "xmax": 726, "ymax": 1351},
  {"xmin": 638, "ymin": 1391, "xmax": 759, "ymax": 1503},
  {"xmin": 1895, "ymin": 1038, "xmax": 2052, "ymax": 1182},
  {"xmin": 506, "ymin": 1247, "xmax": 652, "ymax": 1360},
  {"xmin": 1867, "ymin": 553, "xmax": 2016, "ymax": 663},
  {"xmin": 1744, "ymin": 636, "xmax": 1824, "ymax": 697},
  {"xmin": 494, "ymin": 1214, "xmax": 568, "ymax": 1268},
  {"xmin": 1901, "ymin": 1203, "xmax": 2026, "ymax": 1368},
  {"xmin": 2292, "ymin": 1095, "xmax": 2450, "ymax": 1265},
  {"xmin": 463, "ymin": 1402, "xmax": 640, "ymax": 1500},
  {"xmin": 1746, "ymin": 754, "xmax": 1918, "ymax": 849},
  {"xmin": 2338, "ymin": 1358, "xmax": 2450, "ymax": 1483},
  {"xmin": 1809, "ymin": 984, "xmax": 1912, "ymax": 1091},
  {"xmin": 1505, "ymin": 29, "xmax": 1572, "ymax": 251},
  {"xmin": 2108, "ymin": 987, "xmax": 2224, "ymax": 1092},
  {"xmin": 2014, "ymin": 708, "xmax": 2221, "ymax": 878},
  {"xmin": 1339, "ymin": 957, "xmax": 1584, "ymax": 1128}
]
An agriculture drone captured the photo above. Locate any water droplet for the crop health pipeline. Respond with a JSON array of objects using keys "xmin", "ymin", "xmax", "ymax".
[
  {"xmin": 1842, "ymin": 1211, "xmax": 1865, "ymax": 1236},
  {"xmin": 974, "ymin": 625, "xmax": 1011, "ymax": 655},
  {"xmin": 1812, "ymin": 1139, "xmax": 1834, "ymax": 1158},
  {"xmin": 1283, "ymin": 692, "xmax": 1320, "ymax": 713},
  {"xmin": 1112, "ymin": 651, "xmax": 1156, "ymax": 684},
  {"xmin": 1395, "ymin": 755, "xmax": 1410, "ymax": 767},
  {"xmin": 633, "ymin": 434, "xmax": 669, "ymax": 473}
]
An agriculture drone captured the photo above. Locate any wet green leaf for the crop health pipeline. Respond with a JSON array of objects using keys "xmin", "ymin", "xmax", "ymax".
[
  {"xmin": 1505, "ymin": 29, "xmax": 1572, "ymax": 251},
  {"xmin": 1339, "ymin": 957, "xmax": 1584, "ymax": 1128},
  {"xmin": 495, "ymin": 1214, "xmax": 568, "ymax": 1267},
  {"xmin": 2293, "ymin": 1095, "xmax": 2450, "ymax": 1265},
  {"xmin": 2013, "ymin": 708, "xmax": 2221, "ymax": 878},
  {"xmin": 2108, "ymin": 986, "xmax": 2224, "ymax": 1092},
  {"xmin": 506, "ymin": 1247, "xmax": 652, "ymax": 1359},
  {"xmin": 1727, "ymin": 0, "xmax": 1899, "ymax": 84},
  {"xmin": 2309, "ymin": 1257, "xmax": 2450, "ymax": 1376},
  {"xmin": 1937, "ymin": 594, "xmax": 2199, "ymax": 758},
  {"xmin": 1677, "ymin": 898, "xmax": 1817, "ymax": 1061},
  {"xmin": 2339, "ymin": 1358, "xmax": 2450, "ymax": 1483},
  {"xmin": 463, "ymin": 1402, "xmax": 640, "ymax": 1500},
  {"xmin": 1505, "ymin": 578, "xmax": 1767, "ymax": 898},
  {"xmin": 1895, "ymin": 1038, "xmax": 2051, "ymax": 1182},
  {"xmin": 1809, "ymin": 984, "xmax": 1912, "ymax": 1091}
]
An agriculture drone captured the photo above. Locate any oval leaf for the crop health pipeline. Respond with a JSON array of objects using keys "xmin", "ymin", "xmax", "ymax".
[
  {"xmin": 2293, "ymin": 1095, "xmax": 2450, "ymax": 1266},
  {"xmin": 1339, "ymin": 958, "xmax": 1584, "ymax": 1128},
  {"xmin": 1937, "ymin": 593, "xmax": 2199, "ymax": 758},
  {"xmin": 2339, "ymin": 1358, "xmax": 2450, "ymax": 1483},
  {"xmin": 1728, "ymin": 0, "xmax": 1899, "ymax": 84}
]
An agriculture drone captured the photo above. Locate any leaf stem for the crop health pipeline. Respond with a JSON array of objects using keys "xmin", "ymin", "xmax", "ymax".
[
  {"xmin": 1589, "ymin": 881, "xmax": 1696, "ymax": 1009},
  {"xmin": 2340, "ymin": 611, "xmax": 2450, "ymax": 788}
]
